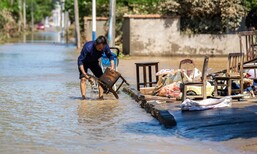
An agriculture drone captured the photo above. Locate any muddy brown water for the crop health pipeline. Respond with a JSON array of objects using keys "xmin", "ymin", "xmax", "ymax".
[{"xmin": 0, "ymin": 32, "xmax": 256, "ymax": 153}]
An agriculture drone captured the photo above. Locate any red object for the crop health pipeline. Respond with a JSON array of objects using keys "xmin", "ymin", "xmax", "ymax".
[
  {"xmin": 36, "ymin": 23, "xmax": 45, "ymax": 30},
  {"xmin": 245, "ymin": 73, "xmax": 251, "ymax": 78}
]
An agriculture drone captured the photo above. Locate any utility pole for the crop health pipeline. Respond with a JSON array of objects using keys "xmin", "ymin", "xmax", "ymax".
[
  {"xmin": 31, "ymin": 0, "xmax": 34, "ymax": 32},
  {"xmin": 60, "ymin": 0, "xmax": 65, "ymax": 37},
  {"xmin": 92, "ymin": 0, "xmax": 96, "ymax": 40},
  {"xmin": 18, "ymin": 0, "xmax": 22, "ymax": 32},
  {"xmin": 65, "ymin": 11, "xmax": 69, "ymax": 44},
  {"xmin": 23, "ymin": 0, "xmax": 26, "ymax": 31},
  {"xmin": 60, "ymin": 1, "xmax": 63, "ymax": 31},
  {"xmin": 61, "ymin": 0, "xmax": 65, "ymax": 37},
  {"xmin": 108, "ymin": 0, "xmax": 116, "ymax": 47},
  {"xmin": 74, "ymin": 0, "xmax": 81, "ymax": 49}
]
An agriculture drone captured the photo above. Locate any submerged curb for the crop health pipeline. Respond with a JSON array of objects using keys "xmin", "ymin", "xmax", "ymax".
[{"xmin": 122, "ymin": 86, "xmax": 177, "ymax": 128}]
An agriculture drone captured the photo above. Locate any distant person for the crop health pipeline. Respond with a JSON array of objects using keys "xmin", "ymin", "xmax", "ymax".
[{"xmin": 77, "ymin": 35, "xmax": 115, "ymax": 100}]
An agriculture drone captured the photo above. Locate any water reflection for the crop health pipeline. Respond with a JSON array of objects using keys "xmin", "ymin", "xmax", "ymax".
[
  {"xmin": 5, "ymin": 31, "xmax": 73, "ymax": 44},
  {"xmin": 77, "ymin": 100, "xmax": 120, "ymax": 141},
  {"xmin": 78, "ymin": 100, "xmax": 119, "ymax": 124},
  {"xmin": 24, "ymin": 32, "xmax": 64, "ymax": 43}
]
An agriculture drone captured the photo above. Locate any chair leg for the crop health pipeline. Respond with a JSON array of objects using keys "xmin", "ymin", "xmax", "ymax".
[
  {"xmin": 96, "ymin": 79, "xmax": 119, "ymax": 99},
  {"xmin": 182, "ymin": 84, "xmax": 187, "ymax": 101},
  {"xmin": 214, "ymin": 79, "xmax": 218, "ymax": 96},
  {"xmin": 240, "ymin": 79, "xmax": 243, "ymax": 94},
  {"xmin": 203, "ymin": 83, "xmax": 206, "ymax": 99},
  {"xmin": 228, "ymin": 79, "xmax": 232, "ymax": 96},
  {"xmin": 109, "ymin": 87, "xmax": 119, "ymax": 99}
]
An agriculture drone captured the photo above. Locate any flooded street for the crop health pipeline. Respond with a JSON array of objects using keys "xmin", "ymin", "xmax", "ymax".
[{"xmin": 0, "ymin": 32, "xmax": 256, "ymax": 153}]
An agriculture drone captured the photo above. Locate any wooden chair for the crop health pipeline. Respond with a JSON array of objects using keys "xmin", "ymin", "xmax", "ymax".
[
  {"xmin": 181, "ymin": 56, "xmax": 209, "ymax": 101},
  {"xmin": 88, "ymin": 68, "xmax": 129, "ymax": 99},
  {"xmin": 214, "ymin": 53, "xmax": 244, "ymax": 96},
  {"xmin": 179, "ymin": 59, "xmax": 196, "ymax": 82},
  {"xmin": 239, "ymin": 31, "xmax": 257, "ymax": 78}
]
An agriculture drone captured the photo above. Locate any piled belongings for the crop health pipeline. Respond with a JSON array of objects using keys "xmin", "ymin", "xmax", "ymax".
[
  {"xmin": 155, "ymin": 69, "xmax": 174, "ymax": 76},
  {"xmin": 242, "ymin": 72, "xmax": 257, "ymax": 98},
  {"xmin": 215, "ymin": 71, "xmax": 257, "ymax": 97},
  {"xmin": 152, "ymin": 69, "xmax": 181, "ymax": 98},
  {"xmin": 152, "ymin": 67, "xmax": 208, "ymax": 99},
  {"xmin": 181, "ymin": 96, "xmax": 232, "ymax": 111}
]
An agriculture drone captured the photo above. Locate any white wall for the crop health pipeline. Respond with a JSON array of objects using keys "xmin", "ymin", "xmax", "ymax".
[{"xmin": 123, "ymin": 15, "xmax": 240, "ymax": 56}]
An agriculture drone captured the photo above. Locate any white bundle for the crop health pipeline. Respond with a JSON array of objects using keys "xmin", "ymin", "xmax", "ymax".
[
  {"xmin": 181, "ymin": 97, "xmax": 232, "ymax": 111},
  {"xmin": 156, "ymin": 69, "xmax": 174, "ymax": 76}
]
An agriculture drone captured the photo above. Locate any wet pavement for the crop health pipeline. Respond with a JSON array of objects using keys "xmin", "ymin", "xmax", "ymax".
[{"xmin": 0, "ymin": 32, "xmax": 257, "ymax": 153}]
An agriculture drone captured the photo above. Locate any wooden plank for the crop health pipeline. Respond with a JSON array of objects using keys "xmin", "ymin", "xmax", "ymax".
[
  {"xmin": 244, "ymin": 57, "xmax": 257, "ymax": 64},
  {"xmin": 243, "ymin": 65, "xmax": 257, "ymax": 69},
  {"xmin": 239, "ymin": 31, "xmax": 257, "ymax": 36}
]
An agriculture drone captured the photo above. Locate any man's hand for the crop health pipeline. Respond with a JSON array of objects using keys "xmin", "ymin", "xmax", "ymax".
[
  {"xmin": 83, "ymin": 73, "xmax": 94, "ymax": 85},
  {"xmin": 109, "ymin": 67, "xmax": 114, "ymax": 71},
  {"xmin": 88, "ymin": 76, "xmax": 95, "ymax": 85},
  {"xmin": 83, "ymin": 73, "xmax": 90, "ymax": 79},
  {"xmin": 110, "ymin": 60, "xmax": 115, "ymax": 71}
]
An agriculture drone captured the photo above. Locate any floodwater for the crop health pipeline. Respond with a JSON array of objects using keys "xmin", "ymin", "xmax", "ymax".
[{"xmin": 0, "ymin": 32, "xmax": 256, "ymax": 154}]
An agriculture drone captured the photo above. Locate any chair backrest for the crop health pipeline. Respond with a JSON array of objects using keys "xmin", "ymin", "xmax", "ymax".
[
  {"xmin": 239, "ymin": 31, "xmax": 257, "ymax": 61},
  {"xmin": 99, "ymin": 67, "xmax": 121, "ymax": 87},
  {"xmin": 179, "ymin": 59, "xmax": 196, "ymax": 82},
  {"xmin": 179, "ymin": 59, "xmax": 195, "ymax": 69},
  {"xmin": 227, "ymin": 53, "xmax": 244, "ymax": 77},
  {"xmin": 201, "ymin": 56, "xmax": 209, "ymax": 82}
]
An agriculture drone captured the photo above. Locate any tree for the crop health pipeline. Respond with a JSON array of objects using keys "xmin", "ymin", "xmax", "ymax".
[
  {"xmin": 26, "ymin": 0, "xmax": 54, "ymax": 24},
  {"xmin": 244, "ymin": 0, "xmax": 257, "ymax": 11},
  {"xmin": 244, "ymin": 0, "xmax": 257, "ymax": 29},
  {"xmin": 0, "ymin": 0, "xmax": 19, "ymax": 40},
  {"xmin": 245, "ymin": 7, "xmax": 257, "ymax": 29},
  {"xmin": 161, "ymin": 0, "xmax": 245, "ymax": 34},
  {"xmin": 0, "ymin": 0, "xmax": 56, "ymax": 41},
  {"xmin": 74, "ymin": 0, "xmax": 80, "ymax": 48}
]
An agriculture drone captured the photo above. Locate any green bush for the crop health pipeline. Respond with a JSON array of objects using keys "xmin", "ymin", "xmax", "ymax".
[
  {"xmin": 161, "ymin": 0, "xmax": 245, "ymax": 34},
  {"xmin": 0, "ymin": 9, "xmax": 18, "ymax": 41},
  {"xmin": 246, "ymin": 7, "xmax": 257, "ymax": 29}
]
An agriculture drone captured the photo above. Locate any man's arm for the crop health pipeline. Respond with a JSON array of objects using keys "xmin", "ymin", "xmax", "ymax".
[
  {"xmin": 78, "ymin": 44, "xmax": 90, "ymax": 78},
  {"xmin": 110, "ymin": 60, "xmax": 115, "ymax": 70},
  {"xmin": 79, "ymin": 65, "xmax": 90, "ymax": 79}
]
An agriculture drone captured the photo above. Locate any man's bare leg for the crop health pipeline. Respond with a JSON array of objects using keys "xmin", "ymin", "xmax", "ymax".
[
  {"xmin": 80, "ymin": 77, "xmax": 87, "ymax": 99},
  {"xmin": 98, "ymin": 84, "xmax": 104, "ymax": 99}
]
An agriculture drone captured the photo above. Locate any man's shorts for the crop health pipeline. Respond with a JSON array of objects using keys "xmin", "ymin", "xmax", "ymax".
[{"xmin": 79, "ymin": 62, "xmax": 103, "ymax": 79}]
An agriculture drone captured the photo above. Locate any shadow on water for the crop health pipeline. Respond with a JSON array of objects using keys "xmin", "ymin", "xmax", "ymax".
[
  {"xmin": 122, "ymin": 108, "xmax": 257, "ymax": 141},
  {"xmin": 123, "ymin": 120, "xmax": 176, "ymax": 137},
  {"xmin": 69, "ymin": 96, "xmax": 109, "ymax": 101},
  {"xmin": 174, "ymin": 105, "xmax": 257, "ymax": 141},
  {"xmin": 69, "ymin": 96, "xmax": 84, "ymax": 100}
]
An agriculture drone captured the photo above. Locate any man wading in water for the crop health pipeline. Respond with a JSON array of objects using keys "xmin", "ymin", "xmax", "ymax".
[{"xmin": 77, "ymin": 35, "xmax": 115, "ymax": 100}]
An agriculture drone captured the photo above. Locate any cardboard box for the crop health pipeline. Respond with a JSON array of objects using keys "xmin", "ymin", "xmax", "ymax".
[{"xmin": 140, "ymin": 87, "xmax": 155, "ymax": 95}]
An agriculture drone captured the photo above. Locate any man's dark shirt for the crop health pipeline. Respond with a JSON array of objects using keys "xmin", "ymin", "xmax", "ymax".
[{"xmin": 77, "ymin": 41, "xmax": 114, "ymax": 66}]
